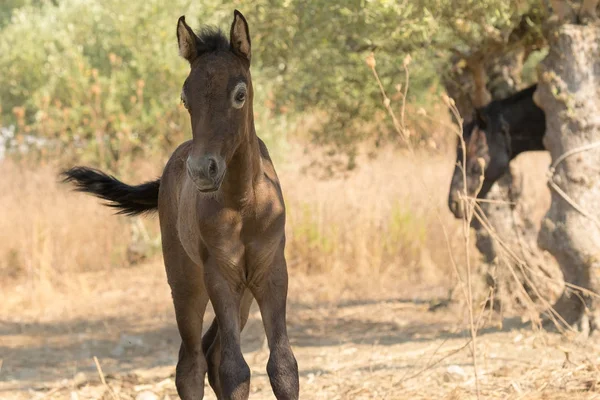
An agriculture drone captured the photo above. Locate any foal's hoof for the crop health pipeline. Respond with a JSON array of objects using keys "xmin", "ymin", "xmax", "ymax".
[{"xmin": 175, "ymin": 350, "xmax": 207, "ymax": 400}]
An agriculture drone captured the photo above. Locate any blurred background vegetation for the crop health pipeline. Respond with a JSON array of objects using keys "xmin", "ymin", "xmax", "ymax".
[
  {"xmin": 0, "ymin": 0, "xmax": 547, "ymax": 169},
  {"xmin": 0, "ymin": 0, "xmax": 556, "ymax": 299},
  {"xmin": 4, "ymin": 3, "xmax": 600, "ymax": 396}
]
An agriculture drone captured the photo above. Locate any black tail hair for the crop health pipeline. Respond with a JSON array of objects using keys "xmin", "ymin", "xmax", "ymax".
[{"xmin": 61, "ymin": 167, "xmax": 160, "ymax": 216}]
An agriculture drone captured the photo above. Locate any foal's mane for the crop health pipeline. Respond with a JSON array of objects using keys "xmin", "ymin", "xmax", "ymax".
[{"xmin": 195, "ymin": 27, "xmax": 230, "ymax": 54}]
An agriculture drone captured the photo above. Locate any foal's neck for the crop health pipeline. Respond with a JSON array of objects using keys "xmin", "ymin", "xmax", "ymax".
[{"xmin": 221, "ymin": 123, "xmax": 262, "ymax": 206}]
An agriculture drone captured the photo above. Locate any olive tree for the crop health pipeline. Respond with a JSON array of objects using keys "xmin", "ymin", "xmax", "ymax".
[{"xmin": 535, "ymin": 0, "xmax": 600, "ymax": 332}]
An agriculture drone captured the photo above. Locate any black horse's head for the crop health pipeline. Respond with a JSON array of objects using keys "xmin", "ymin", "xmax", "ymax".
[{"xmin": 448, "ymin": 109, "xmax": 511, "ymax": 219}]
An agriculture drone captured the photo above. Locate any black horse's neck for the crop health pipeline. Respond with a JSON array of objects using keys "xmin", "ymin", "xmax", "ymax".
[
  {"xmin": 488, "ymin": 85, "xmax": 546, "ymax": 159},
  {"xmin": 509, "ymin": 122, "xmax": 546, "ymax": 159}
]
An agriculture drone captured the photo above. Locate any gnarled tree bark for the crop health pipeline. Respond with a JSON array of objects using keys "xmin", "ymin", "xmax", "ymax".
[
  {"xmin": 444, "ymin": 47, "xmax": 562, "ymax": 312},
  {"xmin": 535, "ymin": 18, "xmax": 600, "ymax": 332},
  {"xmin": 486, "ymin": 48, "xmax": 525, "ymax": 101},
  {"xmin": 468, "ymin": 56, "xmax": 493, "ymax": 108}
]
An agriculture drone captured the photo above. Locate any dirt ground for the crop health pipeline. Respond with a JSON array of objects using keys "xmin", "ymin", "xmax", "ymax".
[{"xmin": 1, "ymin": 263, "xmax": 600, "ymax": 400}]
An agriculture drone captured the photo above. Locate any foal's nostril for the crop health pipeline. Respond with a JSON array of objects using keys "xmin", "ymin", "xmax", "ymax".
[{"xmin": 207, "ymin": 158, "xmax": 218, "ymax": 179}]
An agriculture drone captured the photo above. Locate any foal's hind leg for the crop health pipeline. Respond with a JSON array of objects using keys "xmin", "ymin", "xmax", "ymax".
[
  {"xmin": 163, "ymin": 241, "xmax": 209, "ymax": 400},
  {"xmin": 251, "ymin": 251, "xmax": 299, "ymax": 400},
  {"xmin": 203, "ymin": 290, "xmax": 254, "ymax": 398}
]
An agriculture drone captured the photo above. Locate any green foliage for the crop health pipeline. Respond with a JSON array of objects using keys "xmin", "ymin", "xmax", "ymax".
[
  {"xmin": 246, "ymin": 1, "xmax": 442, "ymax": 151},
  {"xmin": 0, "ymin": 0, "xmax": 48, "ymax": 28},
  {"xmin": 522, "ymin": 48, "xmax": 548, "ymax": 84},
  {"xmin": 0, "ymin": 0, "xmax": 232, "ymax": 165},
  {"xmin": 243, "ymin": 0, "xmax": 543, "ymax": 154},
  {"xmin": 0, "ymin": 0, "xmax": 546, "ymax": 165},
  {"xmin": 383, "ymin": 201, "xmax": 426, "ymax": 261},
  {"xmin": 288, "ymin": 201, "xmax": 338, "ymax": 273}
]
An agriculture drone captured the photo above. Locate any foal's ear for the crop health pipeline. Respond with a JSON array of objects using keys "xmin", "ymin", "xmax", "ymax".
[
  {"xmin": 177, "ymin": 16, "xmax": 199, "ymax": 64},
  {"xmin": 230, "ymin": 10, "xmax": 251, "ymax": 63}
]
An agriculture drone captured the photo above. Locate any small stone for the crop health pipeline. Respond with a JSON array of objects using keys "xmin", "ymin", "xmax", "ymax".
[
  {"xmin": 136, "ymin": 391, "xmax": 159, "ymax": 400},
  {"xmin": 73, "ymin": 372, "xmax": 88, "ymax": 387},
  {"xmin": 341, "ymin": 347, "xmax": 358, "ymax": 355},
  {"xmin": 444, "ymin": 365, "xmax": 467, "ymax": 382},
  {"xmin": 513, "ymin": 333, "xmax": 524, "ymax": 343}
]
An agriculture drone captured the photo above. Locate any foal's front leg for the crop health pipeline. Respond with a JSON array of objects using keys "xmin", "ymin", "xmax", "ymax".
[
  {"xmin": 163, "ymin": 246, "xmax": 209, "ymax": 400},
  {"xmin": 251, "ymin": 250, "xmax": 299, "ymax": 400},
  {"xmin": 205, "ymin": 260, "xmax": 251, "ymax": 400},
  {"xmin": 202, "ymin": 289, "xmax": 254, "ymax": 398}
]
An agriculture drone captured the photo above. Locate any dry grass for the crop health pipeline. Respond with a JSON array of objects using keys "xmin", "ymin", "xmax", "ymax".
[
  {"xmin": 0, "ymin": 104, "xmax": 572, "ymax": 400},
  {"xmin": 281, "ymin": 146, "xmax": 470, "ymax": 299},
  {"xmin": 364, "ymin": 55, "xmax": 576, "ymax": 400},
  {"xmin": 0, "ymin": 158, "xmax": 162, "ymax": 315},
  {"xmin": 0, "ymin": 134, "xmax": 556, "ymax": 308},
  {"xmin": 0, "ymin": 144, "xmax": 470, "ymax": 306},
  {"xmin": 0, "ymin": 133, "xmax": 592, "ymax": 400},
  {"xmin": 2, "ymin": 263, "xmax": 599, "ymax": 400},
  {"xmin": 0, "ymin": 162, "xmax": 124, "ymax": 302}
]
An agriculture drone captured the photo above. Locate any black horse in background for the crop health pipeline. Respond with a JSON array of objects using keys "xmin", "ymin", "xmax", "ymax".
[{"xmin": 448, "ymin": 85, "xmax": 547, "ymax": 218}]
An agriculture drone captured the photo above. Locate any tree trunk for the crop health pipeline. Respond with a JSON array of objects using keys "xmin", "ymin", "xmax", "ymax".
[
  {"xmin": 474, "ymin": 160, "xmax": 563, "ymax": 313},
  {"xmin": 468, "ymin": 56, "xmax": 493, "ymax": 108},
  {"xmin": 550, "ymin": 0, "xmax": 576, "ymax": 21},
  {"xmin": 443, "ymin": 55, "xmax": 477, "ymax": 124},
  {"xmin": 444, "ymin": 49, "xmax": 563, "ymax": 312},
  {"xmin": 486, "ymin": 48, "xmax": 525, "ymax": 100},
  {"xmin": 477, "ymin": 47, "xmax": 559, "ymax": 313},
  {"xmin": 535, "ymin": 21, "xmax": 600, "ymax": 332}
]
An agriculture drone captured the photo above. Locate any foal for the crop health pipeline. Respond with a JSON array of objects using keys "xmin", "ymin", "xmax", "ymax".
[
  {"xmin": 63, "ymin": 11, "xmax": 299, "ymax": 400},
  {"xmin": 447, "ymin": 85, "xmax": 546, "ymax": 219}
]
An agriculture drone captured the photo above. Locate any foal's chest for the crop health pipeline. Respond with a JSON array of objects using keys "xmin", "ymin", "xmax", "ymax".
[{"xmin": 177, "ymin": 195, "xmax": 284, "ymax": 273}]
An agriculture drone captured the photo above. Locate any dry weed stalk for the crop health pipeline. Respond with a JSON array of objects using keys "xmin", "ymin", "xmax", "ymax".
[
  {"xmin": 367, "ymin": 43, "xmax": 600, "ymax": 398},
  {"xmin": 94, "ymin": 356, "xmax": 119, "ymax": 400},
  {"xmin": 367, "ymin": 52, "xmax": 482, "ymax": 398},
  {"xmin": 465, "ymin": 170, "xmax": 600, "ymax": 333},
  {"xmin": 367, "ymin": 48, "xmax": 600, "ymax": 397}
]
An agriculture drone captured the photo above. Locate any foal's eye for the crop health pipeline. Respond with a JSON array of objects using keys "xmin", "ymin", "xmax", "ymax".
[{"xmin": 231, "ymin": 82, "xmax": 247, "ymax": 109}]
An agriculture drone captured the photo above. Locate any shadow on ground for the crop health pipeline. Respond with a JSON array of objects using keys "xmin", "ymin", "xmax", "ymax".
[{"xmin": 0, "ymin": 296, "xmax": 528, "ymax": 389}]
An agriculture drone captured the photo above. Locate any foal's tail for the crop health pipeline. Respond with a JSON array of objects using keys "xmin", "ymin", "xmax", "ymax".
[{"xmin": 61, "ymin": 167, "xmax": 160, "ymax": 216}]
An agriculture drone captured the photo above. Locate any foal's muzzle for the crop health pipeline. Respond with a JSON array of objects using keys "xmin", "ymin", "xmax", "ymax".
[{"xmin": 186, "ymin": 155, "xmax": 225, "ymax": 192}]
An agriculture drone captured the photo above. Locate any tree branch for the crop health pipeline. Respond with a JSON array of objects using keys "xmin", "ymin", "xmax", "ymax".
[
  {"xmin": 467, "ymin": 54, "xmax": 492, "ymax": 108},
  {"xmin": 580, "ymin": 0, "xmax": 599, "ymax": 22},
  {"xmin": 550, "ymin": 0, "xmax": 575, "ymax": 22}
]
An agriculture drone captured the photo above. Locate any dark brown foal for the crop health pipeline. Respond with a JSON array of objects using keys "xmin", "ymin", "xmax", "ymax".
[{"xmin": 62, "ymin": 10, "xmax": 299, "ymax": 400}]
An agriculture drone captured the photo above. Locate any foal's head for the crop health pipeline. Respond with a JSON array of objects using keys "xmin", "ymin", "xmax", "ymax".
[
  {"xmin": 447, "ymin": 110, "xmax": 511, "ymax": 219},
  {"xmin": 177, "ymin": 11, "xmax": 253, "ymax": 192}
]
